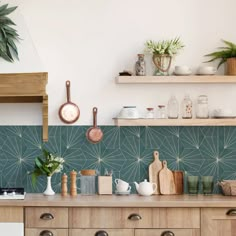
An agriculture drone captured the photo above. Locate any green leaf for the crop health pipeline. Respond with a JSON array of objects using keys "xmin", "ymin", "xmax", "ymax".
[
  {"xmin": 0, "ymin": 6, "xmax": 17, "ymax": 16},
  {"xmin": 0, "ymin": 4, "xmax": 8, "ymax": 14}
]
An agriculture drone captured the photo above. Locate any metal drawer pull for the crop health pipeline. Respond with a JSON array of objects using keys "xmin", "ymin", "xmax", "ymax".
[
  {"xmin": 94, "ymin": 230, "xmax": 108, "ymax": 236},
  {"xmin": 161, "ymin": 231, "xmax": 175, "ymax": 236},
  {"xmin": 39, "ymin": 230, "xmax": 54, "ymax": 236},
  {"xmin": 226, "ymin": 209, "xmax": 236, "ymax": 216},
  {"xmin": 128, "ymin": 213, "xmax": 142, "ymax": 221},
  {"xmin": 40, "ymin": 213, "xmax": 54, "ymax": 220}
]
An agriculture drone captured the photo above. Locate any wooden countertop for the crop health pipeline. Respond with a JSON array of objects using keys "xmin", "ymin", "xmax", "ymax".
[{"xmin": 1, "ymin": 194, "xmax": 236, "ymax": 207}]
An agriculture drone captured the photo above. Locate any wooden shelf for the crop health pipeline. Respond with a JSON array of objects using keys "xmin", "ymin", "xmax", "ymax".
[
  {"xmin": 0, "ymin": 72, "xmax": 48, "ymax": 142},
  {"xmin": 114, "ymin": 118, "xmax": 236, "ymax": 126},
  {"xmin": 116, "ymin": 75, "xmax": 236, "ymax": 84}
]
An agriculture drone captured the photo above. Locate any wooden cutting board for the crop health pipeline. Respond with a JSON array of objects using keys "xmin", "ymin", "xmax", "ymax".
[
  {"xmin": 159, "ymin": 160, "xmax": 176, "ymax": 195},
  {"xmin": 148, "ymin": 150, "xmax": 162, "ymax": 194}
]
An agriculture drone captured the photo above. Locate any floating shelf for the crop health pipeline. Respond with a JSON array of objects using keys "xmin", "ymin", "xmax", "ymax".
[
  {"xmin": 0, "ymin": 72, "xmax": 48, "ymax": 141},
  {"xmin": 116, "ymin": 76, "xmax": 236, "ymax": 84},
  {"xmin": 113, "ymin": 118, "xmax": 236, "ymax": 126}
]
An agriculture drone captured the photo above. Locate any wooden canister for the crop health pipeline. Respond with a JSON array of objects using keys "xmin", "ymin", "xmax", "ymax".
[
  {"xmin": 172, "ymin": 171, "xmax": 184, "ymax": 194},
  {"xmin": 70, "ymin": 170, "xmax": 77, "ymax": 197},
  {"xmin": 226, "ymin": 58, "xmax": 236, "ymax": 75},
  {"xmin": 61, "ymin": 173, "xmax": 68, "ymax": 197}
]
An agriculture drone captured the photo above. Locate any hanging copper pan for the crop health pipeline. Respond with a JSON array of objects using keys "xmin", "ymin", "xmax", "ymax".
[
  {"xmin": 86, "ymin": 107, "xmax": 103, "ymax": 144},
  {"xmin": 59, "ymin": 80, "xmax": 80, "ymax": 124}
]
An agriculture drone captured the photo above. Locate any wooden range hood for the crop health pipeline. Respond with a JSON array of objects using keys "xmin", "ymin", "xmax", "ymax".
[{"xmin": 0, "ymin": 72, "xmax": 48, "ymax": 141}]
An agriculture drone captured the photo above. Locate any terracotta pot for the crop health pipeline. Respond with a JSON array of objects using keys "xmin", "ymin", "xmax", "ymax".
[{"xmin": 226, "ymin": 58, "xmax": 236, "ymax": 75}]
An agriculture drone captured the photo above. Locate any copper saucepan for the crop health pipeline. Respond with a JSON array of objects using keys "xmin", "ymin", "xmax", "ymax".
[
  {"xmin": 59, "ymin": 80, "xmax": 80, "ymax": 124},
  {"xmin": 86, "ymin": 107, "xmax": 103, "ymax": 144}
]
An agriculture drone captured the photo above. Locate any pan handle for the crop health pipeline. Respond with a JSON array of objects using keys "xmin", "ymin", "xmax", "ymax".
[
  {"xmin": 66, "ymin": 80, "xmax": 71, "ymax": 102},
  {"xmin": 93, "ymin": 107, "xmax": 98, "ymax": 128}
]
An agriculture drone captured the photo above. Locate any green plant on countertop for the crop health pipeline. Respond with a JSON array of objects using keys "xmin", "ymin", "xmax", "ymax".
[
  {"xmin": 205, "ymin": 39, "xmax": 236, "ymax": 68},
  {"xmin": 30, "ymin": 149, "xmax": 64, "ymax": 187},
  {"xmin": 145, "ymin": 37, "xmax": 184, "ymax": 56},
  {"xmin": 0, "ymin": 3, "xmax": 20, "ymax": 62}
]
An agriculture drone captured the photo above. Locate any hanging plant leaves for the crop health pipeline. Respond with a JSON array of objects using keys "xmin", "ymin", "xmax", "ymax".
[{"xmin": 0, "ymin": 3, "xmax": 20, "ymax": 62}]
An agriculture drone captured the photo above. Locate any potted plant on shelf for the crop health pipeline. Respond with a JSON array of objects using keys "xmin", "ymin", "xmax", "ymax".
[
  {"xmin": 205, "ymin": 39, "xmax": 236, "ymax": 75},
  {"xmin": 0, "ymin": 3, "xmax": 20, "ymax": 62},
  {"xmin": 30, "ymin": 149, "xmax": 64, "ymax": 195},
  {"xmin": 145, "ymin": 37, "xmax": 184, "ymax": 76}
]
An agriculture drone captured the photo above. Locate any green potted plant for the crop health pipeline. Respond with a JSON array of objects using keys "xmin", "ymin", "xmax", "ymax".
[
  {"xmin": 145, "ymin": 37, "xmax": 184, "ymax": 75},
  {"xmin": 205, "ymin": 39, "xmax": 236, "ymax": 75},
  {"xmin": 30, "ymin": 149, "xmax": 64, "ymax": 195},
  {"xmin": 0, "ymin": 3, "xmax": 20, "ymax": 62}
]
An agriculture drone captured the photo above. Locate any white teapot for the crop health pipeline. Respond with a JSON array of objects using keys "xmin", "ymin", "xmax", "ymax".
[{"xmin": 134, "ymin": 179, "xmax": 157, "ymax": 196}]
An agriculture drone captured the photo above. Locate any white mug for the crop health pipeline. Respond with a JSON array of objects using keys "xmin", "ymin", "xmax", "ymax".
[{"xmin": 116, "ymin": 185, "xmax": 131, "ymax": 192}]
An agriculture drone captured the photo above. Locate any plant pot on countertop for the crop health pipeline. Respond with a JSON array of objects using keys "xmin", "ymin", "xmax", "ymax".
[{"xmin": 226, "ymin": 58, "xmax": 236, "ymax": 75}]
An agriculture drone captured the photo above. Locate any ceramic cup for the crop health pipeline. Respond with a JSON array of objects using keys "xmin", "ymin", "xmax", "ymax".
[
  {"xmin": 174, "ymin": 65, "xmax": 191, "ymax": 75},
  {"xmin": 115, "ymin": 179, "xmax": 131, "ymax": 192},
  {"xmin": 117, "ymin": 106, "xmax": 139, "ymax": 119},
  {"xmin": 198, "ymin": 66, "xmax": 216, "ymax": 75}
]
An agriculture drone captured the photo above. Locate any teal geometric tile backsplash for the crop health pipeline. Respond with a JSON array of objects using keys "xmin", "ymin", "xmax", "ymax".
[{"xmin": 0, "ymin": 126, "xmax": 236, "ymax": 194}]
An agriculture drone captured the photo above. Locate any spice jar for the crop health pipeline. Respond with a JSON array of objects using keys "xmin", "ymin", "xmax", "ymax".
[
  {"xmin": 157, "ymin": 105, "xmax": 166, "ymax": 119},
  {"xmin": 196, "ymin": 95, "xmax": 208, "ymax": 118},
  {"xmin": 146, "ymin": 108, "xmax": 154, "ymax": 118},
  {"xmin": 135, "ymin": 54, "xmax": 146, "ymax": 76},
  {"xmin": 182, "ymin": 95, "xmax": 192, "ymax": 119}
]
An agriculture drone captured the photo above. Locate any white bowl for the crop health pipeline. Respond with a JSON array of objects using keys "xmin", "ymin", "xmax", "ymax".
[{"xmin": 117, "ymin": 106, "xmax": 139, "ymax": 119}]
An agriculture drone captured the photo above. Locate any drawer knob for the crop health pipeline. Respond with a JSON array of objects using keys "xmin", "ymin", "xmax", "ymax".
[
  {"xmin": 128, "ymin": 213, "xmax": 142, "ymax": 221},
  {"xmin": 40, "ymin": 213, "xmax": 54, "ymax": 220},
  {"xmin": 226, "ymin": 209, "xmax": 236, "ymax": 216},
  {"xmin": 40, "ymin": 230, "xmax": 54, "ymax": 236},
  {"xmin": 94, "ymin": 230, "xmax": 108, "ymax": 236},
  {"xmin": 161, "ymin": 231, "xmax": 175, "ymax": 236}
]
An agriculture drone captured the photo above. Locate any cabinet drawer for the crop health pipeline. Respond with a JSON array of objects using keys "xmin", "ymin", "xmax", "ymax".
[
  {"xmin": 135, "ymin": 229, "xmax": 200, "ymax": 236},
  {"xmin": 0, "ymin": 207, "xmax": 23, "ymax": 222},
  {"xmin": 25, "ymin": 207, "xmax": 68, "ymax": 228},
  {"xmin": 69, "ymin": 207, "xmax": 200, "ymax": 229},
  {"xmin": 25, "ymin": 228, "xmax": 68, "ymax": 236},
  {"xmin": 70, "ymin": 229, "xmax": 134, "ymax": 236},
  {"xmin": 70, "ymin": 208, "xmax": 152, "ymax": 228}
]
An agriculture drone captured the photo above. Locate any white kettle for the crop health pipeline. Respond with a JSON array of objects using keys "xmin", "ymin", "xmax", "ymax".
[{"xmin": 134, "ymin": 179, "xmax": 157, "ymax": 196}]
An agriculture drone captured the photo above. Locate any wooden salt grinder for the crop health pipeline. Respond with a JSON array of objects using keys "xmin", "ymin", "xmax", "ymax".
[
  {"xmin": 70, "ymin": 170, "xmax": 77, "ymax": 196},
  {"xmin": 61, "ymin": 173, "xmax": 68, "ymax": 197}
]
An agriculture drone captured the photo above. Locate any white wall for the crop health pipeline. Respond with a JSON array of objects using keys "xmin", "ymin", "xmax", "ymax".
[{"xmin": 0, "ymin": 0, "xmax": 236, "ymax": 125}]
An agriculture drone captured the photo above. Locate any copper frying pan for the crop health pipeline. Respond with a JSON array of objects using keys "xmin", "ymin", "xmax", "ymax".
[
  {"xmin": 59, "ymin": 80, "xmax": 80, "ymax": 124},
  {"xmin": 86, "ymin": 107, "xmax": 103, "ymax": 144}
]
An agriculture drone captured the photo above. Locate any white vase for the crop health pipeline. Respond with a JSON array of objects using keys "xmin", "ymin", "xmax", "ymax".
[{"xmin": 43, "ymin": 176, "xmax": 55, "ymax": 196}]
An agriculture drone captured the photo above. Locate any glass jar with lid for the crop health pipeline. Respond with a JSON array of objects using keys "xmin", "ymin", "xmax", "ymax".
[
  {"xmin": 182, "ymin": 95, "xmax": 192, "ymax": 119},
  {"xmin": 157, "ymin": 105, "xmax": 166, "ymax": 119},
  {"xmin": 145, "ymin": 108, "xmax": 154, "ymax": 119},
  {"xmin": 196, "ymin": 95, "xmax": 208, "ymax": 118}
]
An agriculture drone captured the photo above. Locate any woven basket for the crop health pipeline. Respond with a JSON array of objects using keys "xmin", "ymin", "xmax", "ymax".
[{"xmin": 218, "ymin": 180, "xmax": 236, "ymax": 196}]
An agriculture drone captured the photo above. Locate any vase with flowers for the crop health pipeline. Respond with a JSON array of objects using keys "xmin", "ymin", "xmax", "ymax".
[
  {"xmin": 145, "ymin": 37, "xmax": 184, "ymax": 75},
  {"xmin": 30, "ymin": 149, "xmax": 64, "ymax": 195}
]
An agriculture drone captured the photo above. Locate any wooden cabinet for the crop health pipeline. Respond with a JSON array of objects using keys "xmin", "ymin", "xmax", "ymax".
[
  {"xmin": 135, "ymin": 229, "xmax": 200, "ymax": 236},
  {"xmin": 201, "ymin": 208, "xmax": 236, "ymax": 236},
  {"xmin": 69, "ymin": 207, "xmax": 200, "ymax": 236},
  {"xmin": 25, "ymin": 207, "xmax": 68, "ymax": 236},
  {"xmin": 0, "ymin": 73, "xmax": 48, "ymax": 141},
  {"xmin": 70, "ymin": 229, "xmax": 134, "ymax": 236},
  {"xmin": 0, "ymin": 207, "xmax": 23, "ymax": 222}
]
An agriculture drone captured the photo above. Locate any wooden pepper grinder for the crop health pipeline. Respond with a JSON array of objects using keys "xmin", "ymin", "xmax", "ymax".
[
  {"xmin": 61, "ymin": 173, "xmax": 68, "ymax": 197},
  {"xmin": 70, "ymin": 170, "xmax": 77, "ymax": 197}
]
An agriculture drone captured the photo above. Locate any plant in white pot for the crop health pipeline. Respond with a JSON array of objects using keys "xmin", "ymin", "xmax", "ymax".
[
  {"xmin": 205, "ymin": 39, "xmax": 236, "ymax": 75},
  {"xmin": 0, "ymin": 3, "xmax": 20, "ymax": 62},
  {"xmin": 145, "ymin": 37, "xmax": 184, "ymax": 75},
  {"xmin": 30, "ymin": 149, "xmax": 64, "ymax": 195}
]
